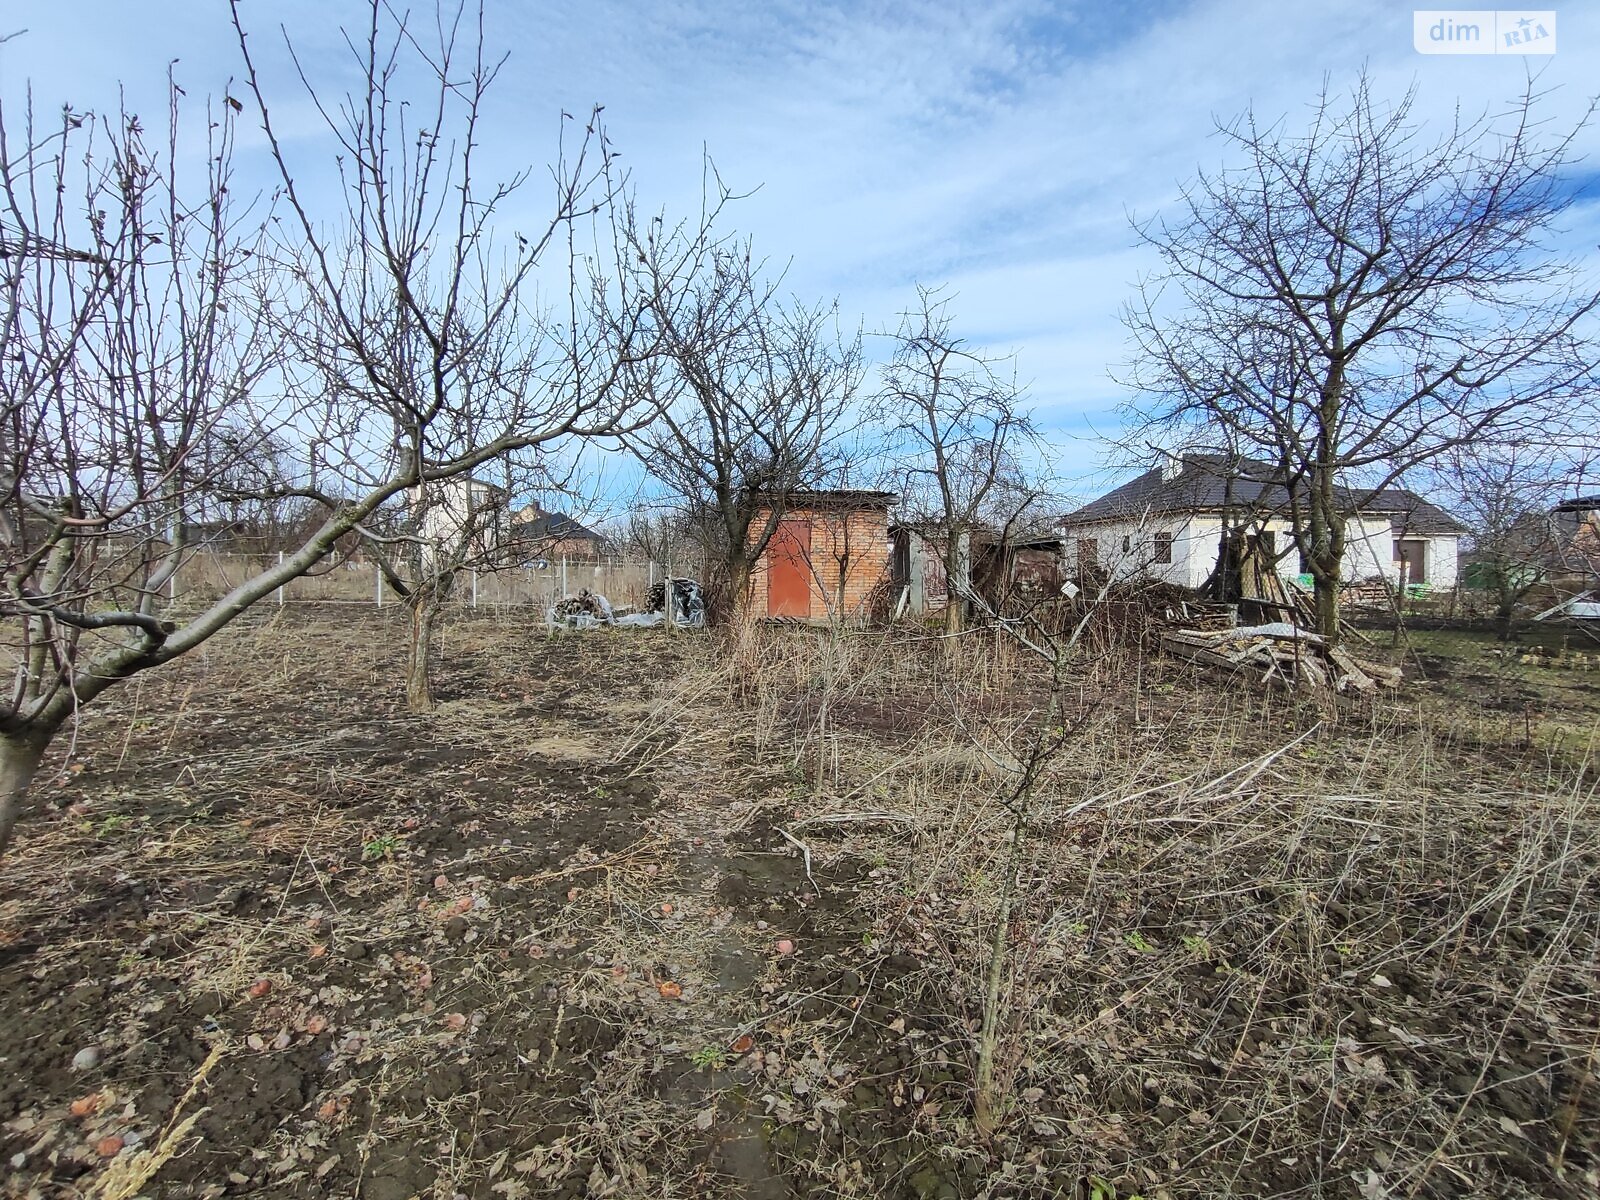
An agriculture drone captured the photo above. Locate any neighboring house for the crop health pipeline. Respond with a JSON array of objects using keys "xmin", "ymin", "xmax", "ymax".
[
  {"xmin": 408, "ymin": 476, "xmax": 508, "ymax": 566},
  {"xmin": 508, "ymin": 505, "xmax": 611, "ymax": 562},
  {"xmin": 1550, "ymin": 494, "xmax": 1600, "ymax": 584},
  {"xmin": 747, "ymin": 490, "xmax": 896, "ymax": 621},
  {"xmin": 1058, "ymin": 454, "xmax": 1465, "ymax": 591}
]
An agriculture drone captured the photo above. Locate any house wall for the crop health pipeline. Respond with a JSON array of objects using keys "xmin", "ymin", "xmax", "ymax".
[
  {"xmin": 1065, "ymin": 512, "xmax": 1402, "ymax": 587},
  {"xmin": 409, "ymin": 478, "xmax": 505, "ymax": 565},
  {"xmin": 1063, "ymin": 516, "xmax": 1213, "ymax": 589},
  {"xmin": 746, "ymin": 506, "xmax": 891, "ymax": 619},
  {"xmin": 1340, "ymin": 517, "xmax": 1397, "ymax": 582}
]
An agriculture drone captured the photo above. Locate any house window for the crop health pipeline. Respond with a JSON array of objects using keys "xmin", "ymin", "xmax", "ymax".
[
  {"xmin": 1122, "ymin": 534, "xmax": 1131, "ymax": 553},
  {"xmin": 1153, "ymin": 532, "xmax": 1173, "ymax": 564},
  {"xmin": 1078, "ymin": 537, "xmax": 1099, "ymax": 568}
]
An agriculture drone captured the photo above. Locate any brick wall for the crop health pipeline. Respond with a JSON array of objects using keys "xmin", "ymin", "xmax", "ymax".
[{"xmin": 745, "ymin": 505, "xmax": 891, "ymax": 620}]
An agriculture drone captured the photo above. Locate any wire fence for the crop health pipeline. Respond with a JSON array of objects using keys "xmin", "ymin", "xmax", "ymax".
[{"xmin": 166, "ymin": 552, "xmax": 672, "ymax": 613}]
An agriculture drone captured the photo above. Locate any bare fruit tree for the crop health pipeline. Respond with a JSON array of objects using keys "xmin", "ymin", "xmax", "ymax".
[
  {"xmin": 608, "ymin": 190, "xmax": 862, "ymax": 614},
  {"xmin": 0, "ymin": 82, "xmax": 289, "ymax": 858},
  {"xmin": 1442, "ymin": 444, "xmax": 1571, "ymax": 637},
  {"xmin": 232, "ymin": 0, "xmax": 654, "ymax": 714},
  {"xmin": 364, "ymin": 473, "xmax": 509, "ymax": 711},
  {"xmin": 1122, "ymin": 73, "xmax": 1600, "ymax": 641},
  {"xmin": 0, "ymin": 2, "xmax": 644, "ymax": 861},
  {"xmin": 874, "ymin": 286, "xmax": 1041, "ymax": 633}
]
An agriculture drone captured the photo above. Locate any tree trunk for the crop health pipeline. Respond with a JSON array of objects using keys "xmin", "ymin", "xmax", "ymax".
[
  {"xmin": 1495, "ymin": 594, "xmax": 1516, "ymax": 642},
  {"xmin": 944, "ymin": 532, "xmax": 968, "ymax": 635},
  {"xmin": 1312, "ymin": 363, "xmax": 1346, "ymax": 644},
  {"xmin": 407, "ymin": 599, "xmax": 442, "ymax": 713},
  {"xmin": 726, "ymin": 550, "xmax": 755, "ymax": 625},
  {"xmin": 0, "ymin": 732, "xmax": 52, "ymax": 864},
  {"xmin": 1307, "ymin": 470, "xmax": 1346, "ymax": 645},
  {"xmin": 973, "ymin": 797, "xmax": 1025, "ymax": 1137}
]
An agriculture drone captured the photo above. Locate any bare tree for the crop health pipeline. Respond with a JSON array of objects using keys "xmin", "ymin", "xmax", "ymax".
[
  {"xmin": 0, "ymin": 80, "xmax": 285, "ymax": 859},
  {"xmin": 0, "ymin": 2, "xmax": 644, "ymax": 861},
  {"xmin": 1122, "ymin": 72, "xmax": 1600, "ymax": 641},
  {"xmin": 607, "ymin": 191, "xmax": 862, "ymax": 613},
  {"xmin": 362, "ymin": 472, "xmax": 506, "ymax": 710},
  {"xmin": 874, "ymin": 286, "xmax": 1041, "ymax": 633},
  {"xmin": 1444, "ymin": 444, "xmax": 1569, "ymax": 636},
  {"xmin": 233, "ymin": 0, "xmax": 659, "ymax": 715}
]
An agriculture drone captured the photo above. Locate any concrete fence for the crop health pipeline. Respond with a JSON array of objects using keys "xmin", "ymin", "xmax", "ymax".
[{"xmin": 164, "ymin": 553, "xmax": 670, "ymax": 612}]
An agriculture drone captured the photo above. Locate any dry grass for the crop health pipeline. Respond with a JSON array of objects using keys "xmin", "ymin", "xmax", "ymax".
[
  {"xmin": 675, "ymin": 622, "xmax": 1600, "ymax": 1199},
  {"xmin": 2, "ymin": 609, "xmax": 1596, "ymax": 1200}
]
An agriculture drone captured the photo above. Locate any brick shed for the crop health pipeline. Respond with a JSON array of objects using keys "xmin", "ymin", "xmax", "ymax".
[{"xmin": 746, "ymin": 490, "xmax": 896, "ymax": 621}]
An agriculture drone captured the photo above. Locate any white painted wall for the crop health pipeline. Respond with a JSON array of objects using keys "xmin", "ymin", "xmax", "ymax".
[
  {"xmin": 1062, "ymin": 515, "xmax": 1214, "ymax": 588},
  {"xmin": 409, "ymin": 477, "xmax": 506, "ymax": 564},
  {"xmin": 1342, "ymin": 517, "xmax": 1396, "ymax": 582},
  {"xmin": 1427, "ymin": 535, "xmax": 1460, "ymax": 588},
  {"xmin": 1064, "ymin": 512, "xmax": 1416, "ymax": 587}
]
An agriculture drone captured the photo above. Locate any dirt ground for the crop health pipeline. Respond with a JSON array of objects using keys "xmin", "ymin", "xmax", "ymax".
[{"xmin": 1, "ymin": 608, "xmax": 1596, "ymax": 1199}]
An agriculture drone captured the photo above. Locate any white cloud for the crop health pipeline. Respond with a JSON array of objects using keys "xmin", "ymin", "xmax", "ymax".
[{"xmin": 5, "ymin": 0, "xmax": 1597, "ymax": 485}]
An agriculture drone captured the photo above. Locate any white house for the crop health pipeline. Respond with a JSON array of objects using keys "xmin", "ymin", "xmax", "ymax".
[
  {"xmin": 1059, "ymin": 455, "xmax": 1464, "ymax": 591},
  {"xmin": 407, "ymin": 475, "xmax": 509, "ymax": 566}
]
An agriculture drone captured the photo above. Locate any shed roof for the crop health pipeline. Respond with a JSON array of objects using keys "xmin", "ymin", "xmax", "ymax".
[
  {"xmin": 1554, "ymin": 494, "xmax": 1600, "ymax": 514},
  {"xmin": 754, "ymin": 489, "xmax": 897, "ymax": 511}
]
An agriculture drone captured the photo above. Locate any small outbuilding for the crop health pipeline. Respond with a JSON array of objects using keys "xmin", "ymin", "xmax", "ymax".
[{"xmin": 746, "ymin": 490, "xmax": 896, "ymax": 621}]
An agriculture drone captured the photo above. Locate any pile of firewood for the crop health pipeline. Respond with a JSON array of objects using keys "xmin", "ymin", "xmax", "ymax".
[
  {"xmin": 550, "ymin": 589, "xmax": 614, "ymax": 624},
  {"xmin": 1161, "ymin": 622, "xmax": 1402, "ymax": 694}
]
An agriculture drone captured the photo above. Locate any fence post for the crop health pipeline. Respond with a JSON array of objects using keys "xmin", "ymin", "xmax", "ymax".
[
  {"xmin": 472, "ymin": 569, "xmax": 478, "ymax": 610},
  {"xmin": 648, "ymin": 560, "xmax": 655, "ymax": 587},
  {"xmin": 561, "ymin": 556, "xmax": 567, "ymax": 598},
  {"xmin": 276, "ymin": 550, "xmax": 285, "ymax": 606},
  {"xmin": 376, "ymin": 564, "xmax": 383, "ymax": 609}
]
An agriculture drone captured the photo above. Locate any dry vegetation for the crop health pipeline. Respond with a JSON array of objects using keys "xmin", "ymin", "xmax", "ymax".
[{"xmin": 1, "ymin": 607, "xmax": 1597, "ymax": 1200}]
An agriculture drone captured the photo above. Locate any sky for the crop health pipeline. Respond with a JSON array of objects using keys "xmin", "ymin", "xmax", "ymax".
[{"xmin": 3, "ymin": 1, "xmax": 1598, "ymax": 505}]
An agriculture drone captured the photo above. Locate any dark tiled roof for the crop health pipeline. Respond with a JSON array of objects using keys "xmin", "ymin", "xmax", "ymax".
[
  {"xmin": 512, "ymin": 511, "xmax": 605, "ymax": 542},
  {"xmin": 1061, "ymin": 454, "xmax": 1465, "ymax": 533},
  {"xmin": 1061, "ymin": 455, "xmax": 1285, "ymax": 521},
  {"xmin": 1361, "ymin": 490, "xmax": 1468, "ymax": 536}
]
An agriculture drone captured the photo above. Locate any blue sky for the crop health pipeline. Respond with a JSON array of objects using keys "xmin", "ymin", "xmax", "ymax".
[{"xmin": 3, "ymin": 1, "xmax": 1598, "ymax": 502}]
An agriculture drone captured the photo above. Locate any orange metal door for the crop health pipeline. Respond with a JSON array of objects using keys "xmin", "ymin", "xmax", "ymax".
[{"xmin": 767, "ymin": 519, "xmax": 812, "ymax": 617}]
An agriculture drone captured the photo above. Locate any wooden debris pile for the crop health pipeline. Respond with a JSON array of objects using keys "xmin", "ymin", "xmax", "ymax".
[
  {"xmin": 1339, "ymin": 577, "xmax": 1394, "ymax": 612},
  {"xmin": 1157, "ymin": 598, "xmax": 1238, "ymax": 631},
  {"xmin": 1161, "ymin": 622, "xmax": 1402, "ymax": 694}
]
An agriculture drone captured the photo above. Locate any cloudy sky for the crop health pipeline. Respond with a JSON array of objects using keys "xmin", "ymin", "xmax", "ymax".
[{"xmin": 3, "ymin": 1, "xmax": 1597, "ymax": 496}]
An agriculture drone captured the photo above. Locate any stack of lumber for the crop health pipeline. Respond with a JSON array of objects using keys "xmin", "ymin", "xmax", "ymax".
[
  {"xmin": 1339, "ymin": 578, "xmax": 1394, "ymax": 611},
  {"xmin": 1161, "ymin": 623, "xmax": 1402, "ymax": 694}
]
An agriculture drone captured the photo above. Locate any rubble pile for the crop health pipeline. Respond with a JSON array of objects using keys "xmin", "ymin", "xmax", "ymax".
[
  {"xmin": 644, "ymin": 578, "xmax": 707, "ymax": 627},
  {"xmin": 1161, "ymin": 622, "xmax": 1402, "ymax": 694}
]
